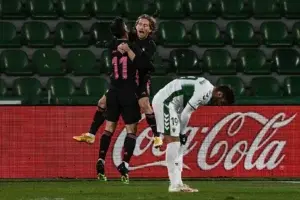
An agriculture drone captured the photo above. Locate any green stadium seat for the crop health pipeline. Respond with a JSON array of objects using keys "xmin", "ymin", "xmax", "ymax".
[
  {"xmin": 0, "ymin": 0, "xmax": 27, "ymax": 19},
  {"xmin": 0, "ymin": 50, "xmax": 32, "ymax": 76},
  {"xmin": 12, "ymin": 78, "xmax": 42, "ymax": 104},
  {"xmin": 292, "ymin": 22, "xmax": 300, "ymax": 46},
  {"xmin": 90, "ymin": 0, "xmax": 120, "ymax": 19},
  {"xmin": 27, "ymin": 0, "xmax": 58, "ymax": 19},
  {"xmin": 237, "ymin": 49, "xmax": 271, "ymax": 74},
  {"xmin": 250, "ymin": 77, "xmax": 282, "ymax": 96},
  {"xmin": 152, "ymin": 53, "xmax": 167, "ymax": 75},
  {"xmin": 67, "ymin": 50, "xmax": 100, "ymax": 76},
  {"xmin": 32, "ymin": 49, "xmax": 65, "ymax": 76},
  {"xmin": 260, "ymin": 22, "xmax": 293, "ymax": 47},
  {"xmin": 272, "ymin": 49, "xmax": 300, "ymax": 74},
  {"xmin": 80, "ymin": 77, "xmax": 108, "ymax": 96},
  {"xmin": 185, "ymin": 0, "xmax": 219, "ymax": 19},
  {"xmin": 219, "ymin": 0, "xmax": 251, "ymax": 19},
  {"xmin": 191, "ymin": 22, "xmax": 224, "ymax": 47},
  {"xmin": 284, "ymin": 77, "xmax": 300, "ymax": 96},
  {"xmin": 123, "ymin": 0, "xmax": 155, "ymax": 19},
  {"xmin": 58, "ymin": 0, "xmax": 90, "ymax": 19},
  {"xmin": 216, "ymin": 76, "xmax": 245, "ymax": 96},
  {"xmin": 150, "ymin": 76, "xmax": 174, "ymax": 97},
  {"xmin": 21, "ymin": 22, "xmax": 54, "ymax": 47},
  {"xmin": 155, "ymin": 0, "xmax": 184, "ymax": 19},
  {"xmin": 203, "ymin": 49, "xmax": 235, "ymax": 75},
  {"xmin": 100, "ymin": 49, "xmax": 112, "ymax": 74},
  {"xmin": 282, "ymin": 0, "xmax": 300, "ymax": 19},
  {"xmin": 169, "ymin": 49, "xmax": 202, "ymax": 75},
  {"xmin": 55, "ymin": 22, "xmax": 89, "ymax": 47},
  {"xmin": 90, "ymin": 22, "xmax": 112, "ymax": 48},
  {"xmin": 226, "ymin": 21, "xmax": 258, "ymax": 47},
  {"xmin": 157, "ymin": 21, "xmax": 190, "ymax": 47},
  {"xmin": 0, "ymin": 22, "xmax": 20, "ymax": 47},
  {"xmin": 47, "ymin": 77, "xmax": 76, "ymax": 104},
  {"xmin": 251, "ymin": 0, "xmax": 281, "ymax": 19},
  {"xmin": 0, "ymin": 79, "xmax": 7, "ymax": 97}
]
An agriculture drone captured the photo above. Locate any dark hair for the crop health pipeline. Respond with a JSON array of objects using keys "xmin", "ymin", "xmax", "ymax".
[
  {"xmin": 135, "ymin": 14, "xmax": 157, "ymax": 33},
  {"xmin": 110, "ymin": 17, "xmax": 128, "ymax": 39},
  {"xmin": 217, "ymin": 85, "xmax": 235, "ymax": 105}
]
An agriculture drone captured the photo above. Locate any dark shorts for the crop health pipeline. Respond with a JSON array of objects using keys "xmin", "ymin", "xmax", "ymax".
[
  {"xmin": 106, "ymin": 88, "xmax": 141, "ymax": 124},
  {"xmin": 136, "ymin": 74, "xmax": 151, "ymax": 99}
]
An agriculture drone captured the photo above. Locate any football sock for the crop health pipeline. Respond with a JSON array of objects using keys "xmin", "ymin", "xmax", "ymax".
[
  {"xmin": 89, "ymin": 107, "xmax": 106, "ymax": 135},
  {"xmin": 175, "ymin": 147, "xmax": 184, "ymax": 186},
  {"xmin": 98, "ymin": 131, "xmax": 113, "ymax": 160},
  {"xmin": 123, "ymin": 133, "xmax": 137, "ymax": 164},
  {"xmin": 145, "ymin": 113, "xmax": 159, "ymax": 137},
  {"xmin": 166, "ymin": 141, "xmax": 180, "ymax": 187}
]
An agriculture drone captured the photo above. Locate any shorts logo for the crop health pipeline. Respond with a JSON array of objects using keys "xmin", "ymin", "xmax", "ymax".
[{"xmin": 164, "ymin": 113, "xmax": 170, "ymax": 131}]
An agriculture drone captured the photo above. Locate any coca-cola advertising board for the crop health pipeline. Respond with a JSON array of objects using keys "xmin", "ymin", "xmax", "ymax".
[{"xmin": 0, "ymin": 106, "xmax": 299, "ymax": 178}]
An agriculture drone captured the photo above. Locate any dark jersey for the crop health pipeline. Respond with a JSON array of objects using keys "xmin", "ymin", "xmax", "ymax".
[{"xmin": 108, "ymin": 39, "xmax": 138, "ymax": 90}]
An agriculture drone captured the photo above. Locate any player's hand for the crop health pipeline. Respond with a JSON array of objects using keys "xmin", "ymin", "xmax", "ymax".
[
  {"xmin": 117, "ymin": 44, "xmax": 126, "ymax": 54},
  {"xmin": 179, "ymin": 134, "xmax": 187, "ymax": 145},
  {"xmin": 120, "ymin": 43, "xmax": 130, "ymax": 52}
]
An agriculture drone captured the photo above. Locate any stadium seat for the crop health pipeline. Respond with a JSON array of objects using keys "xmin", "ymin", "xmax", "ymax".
[
  {"xmin": 0, "ymin": 0, "xmax": 27, "ymax": 19},
  {"xmin": 27, "ymin": 0, "xmax": 58, "ymax": 19},
  {"xmin": 32, "ymin": 49, "xmax": 65, "ymax": 76},
  {"xmin": 100, "ymin": 49, "xmax": 112, "ymax": 74},
  {"xmin": 250, "ymin": 77, "xmax": 282, "ymax": 96},
  {"xmin": 150, "ymin": 76, "xmax": 174, "ymax": 97},
  {"xmin": 292, "ymin": 22, "xmax": 300, "ymax": 46},
  {"xmin": 21, "ymin": 22, "xmax": 54, "ymax": 47},
  {"xmin": 237, "ymin": 49, "xmax": 271, "ymax": 74},
  {"xmin": 169, "ymin": 49, "xmax": 202, "ymax": 75},
  {"xmin": 155, "ymin": 0, "xmax": 185, "ymax": 19},
  {"xmin": 216, "ymin": 76, "xmax": 246, "ymax": 96},
  {"xmin": 185, "ymin": 0, "xmax": 219, "ymax": 19},
  {"xmin": 260, "ymin": 22, "xmax": 293, "ymax": 47},
  {"xmin": 157, "ymin": 21, "xmax": 190, "ymax": 47},
  {"xmin": 58, "ymin": 0, "xmax": 90, "ymax": 19},
  {"xmin": 282, "ymin": 0, "xmax": 300, "ymax": 19},
  {"xmin": 152, "ymin": 53, "xmax": 167, "ymax": 75},
  {"xmin": 90, "ymin": 22, "xmax": 113, "ymax": 48},
  {"xmin": 284, "ymin": 77, "xmax": 300, "ymax": 96},
  {"xmin": 46, "ymin": 77, "xmax": 76, "ymax": 104},
  {"xmin": 272, "ymin": 49, "xmax": 300, "ymax": 74},
  {"xmin": 123, "ymin": 0, "xmax": 155, "ymax": 19},
  {"xmin": 0, "ymin": 22, "xmax": 20, "ymax": 47},
  {"xmin": 80, "ymin": 77, "xmax": 108, "ymax": 96},
  {"xmin": 67, "ymin": 50, "xmax": 100, "ymax": 76},
  {"xmin": 0, "ymin": 50, "xmax": 32, "ymax": 76},
  {"xmin": 12, "ymin": 78, "xmax": 42, "ymax": 104},
  {"xmin": 202, "ymin": 49, "xmax": 235, "ymax": 75},
  {"xmin": 90, "ymin": 0, "xmax": 120, "ymax": 19},
  {"xmin": 55, "ymin": 22, "xmax": 89, "ymax": 47},
  {"xmin": 226, "ymin": 21, "xmax": 258, "ymax": 47},
  {"xmin": 251, "ymin": 0, "xmax": 281, "ymax": 19},
  {"xmin": 191, "ymin": 22, "xmax": 224, "ymax": 47},
  {"xmin": 0, "ymin": 79, "xmax": 7, "ymax": 97},
  {"xmin": 219, "ymin": 0, "xmax": 251, "ymax": 19}
]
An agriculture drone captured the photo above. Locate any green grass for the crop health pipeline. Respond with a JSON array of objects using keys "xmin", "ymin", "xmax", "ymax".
[{"xmin": 0, "ymin": 180, "xmax": 300, "ymax": 200}]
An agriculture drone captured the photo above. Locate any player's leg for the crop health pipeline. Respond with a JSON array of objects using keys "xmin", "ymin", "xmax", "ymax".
[{"xmin": 73, "ymin": 94, "xmax": 107, "ymax": 144}]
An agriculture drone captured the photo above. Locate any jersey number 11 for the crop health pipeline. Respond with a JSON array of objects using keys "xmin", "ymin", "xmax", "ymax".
[{"xmin": 112, "ymin": 56, "xmax": 128, "ymax": 79}]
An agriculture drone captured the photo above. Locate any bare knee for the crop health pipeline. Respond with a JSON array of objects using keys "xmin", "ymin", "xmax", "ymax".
[
  {"xmin": 97, "ymin": 95, "xmax": 107, "ymax": 110},
  {"xmin": 138, "ymin": 97, "xmax": 153, "ymax": 114},
  {"xmin": 125, "ymin": 124, "xmax": 137, "ymax": 134},
  {"xmin": 105, "ymin": 121, "xmax": 117, "ymax": 133},
  {"xmin": 164, "ymin": 135, "xmax": 179, "ymax": 144}
]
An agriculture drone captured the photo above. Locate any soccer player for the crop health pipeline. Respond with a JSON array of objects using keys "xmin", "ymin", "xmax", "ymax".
[
  {"xmin": 73, "ymin": 15, "xmax": 163, "ymax": 148},
  {"xmin": 152, "ymin": 76, "xmax": 235, "ymax": 192}
]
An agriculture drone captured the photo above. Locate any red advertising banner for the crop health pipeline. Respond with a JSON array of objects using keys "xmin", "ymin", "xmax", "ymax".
[{"xmin": 0, "ymin": 106, "xmax": 299, "ymax": 179}]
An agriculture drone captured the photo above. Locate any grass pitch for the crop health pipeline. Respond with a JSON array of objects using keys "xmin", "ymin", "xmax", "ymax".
[{"xmin": 0, "ymin": 180, "xmax": 300, "ymax": 200}]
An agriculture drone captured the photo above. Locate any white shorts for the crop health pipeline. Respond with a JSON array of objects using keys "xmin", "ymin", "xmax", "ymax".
[{"xmin": 152, "ymin": 94, "xmax": 181, "ymax": 137}]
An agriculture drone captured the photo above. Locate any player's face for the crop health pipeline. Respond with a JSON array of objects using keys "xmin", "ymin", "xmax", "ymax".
[{"xmin": 136, "ymin": 18, "xmax": 151, "ymax": 39}]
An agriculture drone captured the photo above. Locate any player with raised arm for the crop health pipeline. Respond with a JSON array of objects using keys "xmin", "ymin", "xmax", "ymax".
[
  {"xmin": 73, "ymin": 15, "xmax": 162, "ymax": 148},
  {"xmin": 152, "ymin": 76, "xmax": 235, "ymax": 192}
]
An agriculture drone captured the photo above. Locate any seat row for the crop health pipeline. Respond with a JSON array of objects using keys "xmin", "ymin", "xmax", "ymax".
[
  {"xmin": 1, "ymin": 0, "xmax": 300, "ymax": 20},
  {"xmin": 1, "ymin": 76, "xmax": 300, "ymax": 105},
  {"xmin": 1, "ymin": 21, "xmax": 300, "ymax": 48},
  {"xmin": 1, "ymin": 48, "xmax": 299, "ymax": 76}
]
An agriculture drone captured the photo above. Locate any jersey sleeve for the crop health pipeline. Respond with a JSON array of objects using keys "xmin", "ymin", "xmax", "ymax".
[{"xmin": 187, "ymin": 79, "xmax": 214, "ymax": 109}]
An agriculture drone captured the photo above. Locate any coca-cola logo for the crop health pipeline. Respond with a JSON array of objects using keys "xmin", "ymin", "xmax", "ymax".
[{"xmin": 112, "ymin": 112, "xmax": 296, "ymax": 171}]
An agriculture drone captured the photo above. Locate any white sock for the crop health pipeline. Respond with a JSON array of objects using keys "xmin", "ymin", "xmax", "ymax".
[
  {"xmin": 166, "ymin": 141, "xmax": 180, "ymax": 188},
  {"xmin": 175, "ymin": 150, "xmax": 184, "ymax": 186}
]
